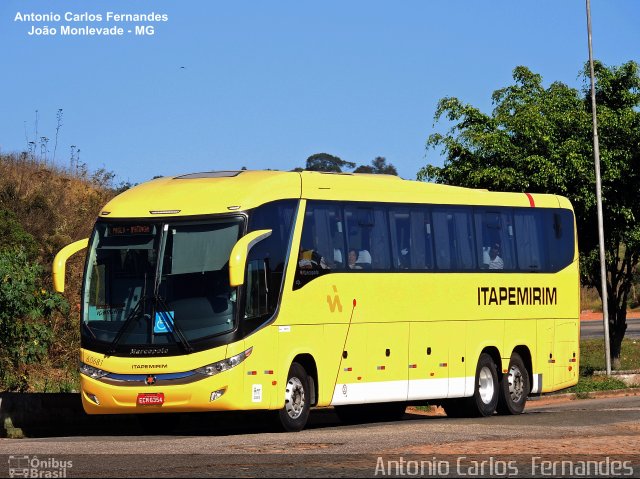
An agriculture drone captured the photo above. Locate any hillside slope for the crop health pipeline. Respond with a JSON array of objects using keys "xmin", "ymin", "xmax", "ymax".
[{"xmin": 0, "ymin": 152, "xmax": 118, "ymax": 391}]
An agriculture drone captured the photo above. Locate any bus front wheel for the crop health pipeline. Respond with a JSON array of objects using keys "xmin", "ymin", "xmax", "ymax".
[
  {"xmin": 277, "ymin": 362, "xmax": 311, "ymax": 432},
  {"xmin": 496, "ymin": 352, "xmax": 530, "ymax": 415}
]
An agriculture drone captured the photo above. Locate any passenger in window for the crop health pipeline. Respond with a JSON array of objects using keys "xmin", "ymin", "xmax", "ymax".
[
  {"xmin": 488, "ymin": 243, "xmax": 504, "ymax": 270},
  {"xmin": 347, "ymin": 249, "xmax": 363, "ymax": 270}
]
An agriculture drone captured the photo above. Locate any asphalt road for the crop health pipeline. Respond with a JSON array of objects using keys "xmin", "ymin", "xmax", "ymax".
[
  {"xmin": 581, "ymin": 317, "xmax": 640, "ymax": 339},
  {"xmin": 1, "ymin": 395, "xmax": 639, "ymax": 477}
]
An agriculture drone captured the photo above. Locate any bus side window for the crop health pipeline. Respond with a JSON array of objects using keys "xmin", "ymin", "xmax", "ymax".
[
  {"xmin": 474, "ymin": 209, "xmax": 515, "ymax": 271},
  {"xmin": 432, "ymin": 207, "xmax": 475, "ymax": 270},
  {"xmin": 514, "ymin": 210, "xmax": 545, "ymax": 271},
  {"xmin": 389, "ymin": 210, "xmax": 411, "ymax": 269},
  {"xmin": 546, "ymin": 209, "xmax": 575, "ymax": 271},
  {"xmin": 345, "ymin": 205, "xmax": 391, "ymax": 270},
  {"xmin": 293, "ymin": 202, "xmax": 344, "ymax": 290},
  {"xmin": 432, "ymin": 210, "xmax": 452, "ymax": 270},
  {"xmin": 389, "ymin": 208, "xmax": 433, "ymax": 270},
  {"xmin": 246, "ymin": 200, "xmax": 296, "ymax": 319}
]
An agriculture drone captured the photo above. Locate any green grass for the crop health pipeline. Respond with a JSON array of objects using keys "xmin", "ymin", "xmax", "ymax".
[
  {"xmin": 566, "ymin": 375, "xmax": 629, "ymax": 395},
  {"xmin": 579, "ymin": 338, "xmax": 640, "ymax": 374},
  {"xmin": 563, "ymin": 338, "xmax": 640, "ymax": 395}
]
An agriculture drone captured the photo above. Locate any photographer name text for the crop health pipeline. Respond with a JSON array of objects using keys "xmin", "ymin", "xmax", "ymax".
[{"xmin": 14, "ymin": 11, "xmax": 168, "ymax": 37}]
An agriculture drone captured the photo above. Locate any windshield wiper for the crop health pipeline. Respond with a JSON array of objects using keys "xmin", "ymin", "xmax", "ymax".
[
  {"xmin": 154, "ymin": 295, "xmax": 194, "ymax": 353},
  {"xmin": 82, "ymin": 319, "xmax": 97, "ymax": 340},
  {"xmin": 107, "ymin": 295, "xmax": 152, "ymax": 355}
]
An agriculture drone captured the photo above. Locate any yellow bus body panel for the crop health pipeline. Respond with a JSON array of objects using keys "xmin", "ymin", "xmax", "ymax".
[{"xmin": 77, "ymin": 171, "xmax": 579, "ymax": 415}]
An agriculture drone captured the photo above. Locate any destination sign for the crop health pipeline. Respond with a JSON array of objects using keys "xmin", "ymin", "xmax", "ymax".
[{"xmin": 108, "ymin": 224, "xmax": 153, "ymax": 236}]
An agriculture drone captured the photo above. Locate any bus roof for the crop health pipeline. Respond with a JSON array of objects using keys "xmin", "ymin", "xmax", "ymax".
[{"xmin": 99, "ymin": 170, "xmax": 568, "ymax": 218}]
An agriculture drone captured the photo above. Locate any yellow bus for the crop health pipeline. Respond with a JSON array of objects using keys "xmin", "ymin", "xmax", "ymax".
[{"xmin": 53, "ymin": 170, "xmax": 579, "ymax": 431}]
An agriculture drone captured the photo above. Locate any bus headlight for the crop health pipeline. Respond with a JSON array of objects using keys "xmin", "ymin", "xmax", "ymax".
[
  {"xmin": 195, "ymin": 347, "xmax": 253, "ymax": 376},
  {"xmin": 79, "ymin": 362, "xmax": 109, "ymax": 379}
]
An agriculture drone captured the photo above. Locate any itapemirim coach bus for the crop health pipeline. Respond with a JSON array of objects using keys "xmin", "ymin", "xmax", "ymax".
[{"xmin": 53, "ymin": 170, "xmax": 579, "ymax": 431}]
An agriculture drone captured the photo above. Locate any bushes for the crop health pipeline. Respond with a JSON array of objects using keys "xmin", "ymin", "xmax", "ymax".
[
  {"xmin": 0, "ymin": 209, "xmax": 39, "ymax": 260},
  {"xmin": 0, "ymin": 248, "xmax": 68, "ymax": 391},
  {"xmin": 0, "ymin": 152, "xmax": 118, "ymax": 391}
]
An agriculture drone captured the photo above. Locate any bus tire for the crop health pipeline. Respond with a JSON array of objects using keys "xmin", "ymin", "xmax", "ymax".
[
  {"xmin": 471, "ymin": 352, "xmax": 499, "ymax": 417},
  {"xmin": 497, "ymin": 352, "xmax": 530, "ymax": 415},
  {"xmin": 277, "ymin": 362, "xmax": 311, "ymax": 432}
]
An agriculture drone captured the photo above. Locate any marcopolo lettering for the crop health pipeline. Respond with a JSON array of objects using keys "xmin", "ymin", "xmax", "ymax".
[{"xmin": 477, "ymin": 287, "xmax": 557, "ymax": 306}]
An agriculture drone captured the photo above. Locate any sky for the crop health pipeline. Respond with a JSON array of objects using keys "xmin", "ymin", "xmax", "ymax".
[{"xmin": 0, "ymin": 1, "xmax": 638, "ymax": 185}]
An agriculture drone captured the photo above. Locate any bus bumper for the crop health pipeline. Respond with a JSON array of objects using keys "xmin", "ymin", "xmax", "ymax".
[{"xmin": 79, "ymin": 369, "xmax": 251, "ymax": 415}]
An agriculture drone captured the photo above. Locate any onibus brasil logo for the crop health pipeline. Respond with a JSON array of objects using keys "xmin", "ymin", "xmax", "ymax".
[{"xmin": 8, "ymin": 455, "xmax": 73, "ymax": 478}]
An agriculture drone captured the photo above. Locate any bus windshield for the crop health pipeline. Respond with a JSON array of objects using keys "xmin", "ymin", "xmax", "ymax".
[{"xmin": 82, "ymin": 218, "xmax": 243, "ymax": 348}]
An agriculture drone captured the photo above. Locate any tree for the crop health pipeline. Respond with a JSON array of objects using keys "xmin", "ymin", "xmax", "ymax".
[
  {"xmin": 354, "ymin": 156, "xmax": 398, "ymax": 175},
  {"xmin": 305, "ymin": 153, "xmax": 355, "ymax": 173},
  {"xmin": 418, "ymin": 61, "xmax": 640, "ymax": 367}
]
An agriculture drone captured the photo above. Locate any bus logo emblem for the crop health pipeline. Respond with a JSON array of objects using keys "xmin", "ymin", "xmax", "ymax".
[
  {"xmin": 145, "ymin": 375, "xmax": 156, "ymax": 386},
  {"xmin": 327, "ymin": 285, "xmax": 343, "ymax": 313}
]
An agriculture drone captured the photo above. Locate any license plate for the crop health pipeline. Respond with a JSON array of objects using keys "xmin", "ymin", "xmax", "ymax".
[{"xmin": 137, "ymin": 393, "xmax": 164, "ymax": 406}]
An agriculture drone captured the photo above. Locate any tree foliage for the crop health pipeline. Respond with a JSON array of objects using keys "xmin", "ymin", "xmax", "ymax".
[
  {"xmin": 302, "ymin": 153, "xmax": 398, "ymax": 175},
  {"xmin": 418, "ymin": 61, "xmax": 640, "ymax": 365},
  {"xmin": 354, "ymin": 156, "xmax": 398, "ymax": 175},
  {"xmin": 305, "ymin": 153, "xmax": 356, "ymax": 173}
]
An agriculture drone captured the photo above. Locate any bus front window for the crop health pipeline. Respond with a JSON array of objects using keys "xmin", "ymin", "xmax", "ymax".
[{"xmin": 82, "ymin": 218, "xmax": 243, "ymax": 348}]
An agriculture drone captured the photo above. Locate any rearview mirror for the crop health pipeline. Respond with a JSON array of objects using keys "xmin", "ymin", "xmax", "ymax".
[
  {"xmin": 53, "ymin": 238, "xmax": 89, "ymax": 293},
  {"xmin": 228, "ymin": 229, "xmax": 272, "ymax": 287}
]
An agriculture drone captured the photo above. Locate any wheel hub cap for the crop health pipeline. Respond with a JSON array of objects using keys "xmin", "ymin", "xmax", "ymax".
[
  {"xmin": 508, "ymin": 365, "xmax": 524, "ymax": 403},
  {"xmin": 284, "ymin": 377, "xmax": 305, "ymax": 419},
  {"xmin": 478, "ymin": 366, "xmax": 495, "ymax": 404}
]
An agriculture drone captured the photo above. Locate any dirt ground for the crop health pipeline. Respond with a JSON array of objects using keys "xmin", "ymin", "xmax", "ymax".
[{"xmin": 405, "ymin": 389, "xmax": 640, "ymax": 455}]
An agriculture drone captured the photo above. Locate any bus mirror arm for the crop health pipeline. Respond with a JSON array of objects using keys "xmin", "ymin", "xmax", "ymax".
[
  {"xmin": 229, "ymin": 229, "xmax": 272, "ymax": 287},
  {"xmin": 53, "ymin": 238, "xmax": 89, "ymax": 293}
]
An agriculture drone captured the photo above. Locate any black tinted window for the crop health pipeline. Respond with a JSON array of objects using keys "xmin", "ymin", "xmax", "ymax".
[
  {"xmin": 294, "ymin": 202, "xmax": 344, "ymax": 289},
  {"xmin": 389, "ymin": 207, "xmax": 434, "ymax": 270},
  {"xmin": 246, "ymin": 200, "xmax": 297, "ymax": 318},
  {"xmin": 513, "ymin": 210, "xmax": 546, "ymax": 271},
  {"xmin": 474, "ymin": 209, "xmax": 516, "ymax": 270},
  {"xmin": 432, "ymin": 207, "xmax": 475, "ymax": 270},
  {"xmin": 344, "ymin": 204, "xmax": 391, "ymax": 270},
  {"xmin": 546, "ymin": 209, "xmax": 575, "ymax": 271}
]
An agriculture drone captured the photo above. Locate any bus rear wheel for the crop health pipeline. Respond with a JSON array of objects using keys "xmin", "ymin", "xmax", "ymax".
[
  {"xmin": 497, "ymin": 352, "xmax": 530, "ymax": 415},
  {"xmin": 277, "ymin": 362, "xmax": 311, "ymax": 432},
  {"xmin": 470, "ymin": 352, "xmax": 499, "ymax": 417},
  {"xmin": 442, "ymin": 353, "xmax": 499, "ymax": 418}
]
